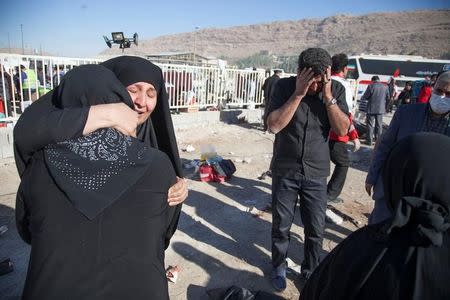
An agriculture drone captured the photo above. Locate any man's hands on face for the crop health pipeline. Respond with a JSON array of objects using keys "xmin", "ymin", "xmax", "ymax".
[
  {"xmin": 294, "ymin": 67, "xmax": 315, "ymax": 98},
  {"xmin": 322, "ymin": 66, "xmax": 333, "ymax": 102}
]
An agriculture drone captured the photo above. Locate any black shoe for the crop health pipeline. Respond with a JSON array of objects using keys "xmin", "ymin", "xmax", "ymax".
[
  {"xmin": 258, "ymin": 170, "xmax": 272, "ymax": 180},
  {"xmin": 329, "ymin": 197, "xmax": 344, "ymax": 204},
  {"xmin": 0, "ymin": 258, "xmax": 13, "ymax": 276},
  {"xmin": 271, "ymin": 275, "xmax": 286, "ymax": 291},
  {"xmin": 271, "ymin": 267, "xmax": 287, "ymax": 291}
]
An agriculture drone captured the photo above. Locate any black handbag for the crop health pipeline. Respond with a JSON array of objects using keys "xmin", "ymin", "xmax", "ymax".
[{"xmin": 218, "ymin": 159, "xmax": 236, "ymax": 178}]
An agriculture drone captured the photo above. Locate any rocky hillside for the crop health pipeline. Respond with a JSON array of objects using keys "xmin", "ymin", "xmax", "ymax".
[{"xmin": 101, "ymin": 9, "xmax": 450, "ymax": 60}]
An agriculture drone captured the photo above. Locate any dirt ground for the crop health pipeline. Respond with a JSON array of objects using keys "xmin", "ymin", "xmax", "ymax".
[{"xmin": 0, "ymin": 120, "xmax": 377, "ymax": 300}]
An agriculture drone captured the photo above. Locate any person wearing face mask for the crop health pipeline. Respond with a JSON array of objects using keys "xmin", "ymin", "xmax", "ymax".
[
  {"xmin": 266, "ymin": 48, "xmax": 350, "ymax": 290},
  {"xmin": 365, "ymin": 71, "xmax": 450, "ymax": 225}
]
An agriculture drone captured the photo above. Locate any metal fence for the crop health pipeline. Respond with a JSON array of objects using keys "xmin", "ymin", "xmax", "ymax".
[
  {"xmin": 0, "ymin": 54, "xmax": 267, "ymax": 126},
  {"xmin": 0, "ymin": 54, "xmax": 102, "ymax": 124}
]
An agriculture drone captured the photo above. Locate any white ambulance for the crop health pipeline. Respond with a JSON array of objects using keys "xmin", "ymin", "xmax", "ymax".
[{"xmin": 346, "ymin": 54, "xmax": 450, "ymax": 109}]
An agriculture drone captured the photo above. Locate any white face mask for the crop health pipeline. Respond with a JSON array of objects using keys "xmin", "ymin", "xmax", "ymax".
[{"xmin": 429, "ymin": 93, "xmax": 450, "ymax": 115}]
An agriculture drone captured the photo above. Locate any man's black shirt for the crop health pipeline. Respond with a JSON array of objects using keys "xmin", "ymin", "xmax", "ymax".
[{"xmin": 268, "ymin": 76, "xmax": 349, "ymax": 179}]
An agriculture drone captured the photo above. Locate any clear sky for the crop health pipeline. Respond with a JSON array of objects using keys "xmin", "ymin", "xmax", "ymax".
[{"xmin": 1, "ymin": 0, "xmax": 449, "ymax": 58}]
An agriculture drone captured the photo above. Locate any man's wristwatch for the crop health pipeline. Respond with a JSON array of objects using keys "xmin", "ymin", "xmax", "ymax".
[{"xmin": 325, "ymin": 98, "xmax": 337, "ymax": 107}]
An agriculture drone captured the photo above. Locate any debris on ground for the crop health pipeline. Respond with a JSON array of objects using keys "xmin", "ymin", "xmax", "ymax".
[
  {"xmin": 242, "ymin": 157, "xmax": 252, "ymax": 164},
  {"xmin": 247, "ymin": 206, "xmax": 264, "ymax": 218},
  {"xmin": 183, "ymin": 159, "xmax": 201, "ymax": 169},
  {"xmin": 186, "ymin": 145, "xmax": 237, "ymax": 183},
  {"xmin": 258, "ymin": 170, "xmax": 272, "ymax": 180},
  {"xmin": 181, "ymin": 144, "xmax": 196, "ymax": 152},
  {"xmin": 166, "ymin": 265, "xmax": 181, "ymax": 284},
  {"xmin": 325, "ymin": 209, "xmax": 344, "ymax": 225},
  {"xmin": 327, "ymin": 205, "xmax": 363, "ymax": 228}
]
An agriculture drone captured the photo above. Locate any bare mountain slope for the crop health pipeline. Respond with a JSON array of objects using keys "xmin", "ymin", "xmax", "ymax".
[{"xmin": 100, "ymin": 10, "xmax": 450, "ymax": 59}]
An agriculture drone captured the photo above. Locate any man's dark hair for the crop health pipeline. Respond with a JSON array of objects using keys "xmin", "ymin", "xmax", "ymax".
[
  {"xmin": 371, "ymin": 76, "xmax": 380, "ymax": 81},
  {"xmin": 297, "ymin": 48, "xmax": 332, "ymax": 76},
  {"xmin": 274, "ymin": 69, "xmax": 282, "ymax": 75},
  {"xmin": 331, "ymin": 53, "xmax": 348, "ymax": 73},
  {"xmin": 405, "ymin": 81, "xmax": 412, "ymax": 87}
]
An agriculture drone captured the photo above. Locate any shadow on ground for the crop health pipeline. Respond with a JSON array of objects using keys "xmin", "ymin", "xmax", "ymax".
[{"xmin": 0, "ymin": 203, "xmax": 29, "ymax": 300}]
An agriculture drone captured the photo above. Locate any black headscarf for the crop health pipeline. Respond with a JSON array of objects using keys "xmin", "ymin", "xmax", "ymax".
[
  {"xmin": 101, "ymin": 56, "xmax": 183, "ymax": 248},
  {"xmin": 301, "ymin": 132, "xmax": 450, "ymax": 300},
  {"xmin": 101, "ymin": 56, "xmax": 183, "ymax": 177},
  {"xmin": 44, "ymin": 65, "xmax": 154, "ymax": 220},
  {"xmin": 383, "ymin": 132, "xmax": 450, "ymax": 246}
]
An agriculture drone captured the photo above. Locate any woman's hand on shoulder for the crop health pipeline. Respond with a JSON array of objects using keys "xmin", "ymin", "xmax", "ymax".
[
  {"xmin": 109, "ymin": 103, "xmax": 139, "ymax": 137},
  {"xmin": 168, "ymin": 177, "xmax": 188, "ymax": 206},
  {"xmin": 84, "ymin": 103, "xmax": 139, "ymax": 137}
]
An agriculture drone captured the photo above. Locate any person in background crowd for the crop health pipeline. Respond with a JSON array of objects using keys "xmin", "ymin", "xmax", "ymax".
[
  {"xmin": 301, "ymin": 132, "xmax": 450, "ymax": 300},
  {"xmin": 361, "ymin": 75, "xmax": 390, "ymax": 145},
  {"xmin": 21, "ymin": 64, "xmax": 38, "ymax": 102},
  {"xmin": 13, "ymin": 65, "xmax": 27, "ymax": 95},
  {"xmin": 417, "ymin": 78, "xmax": 433, "ymax": 104},
  {"xmin": 397, "ymin": 81, "xmax": 413, "ymax": 105},
  {"xmin": 386, "ymin": 77, "xmax": 398, "ymax": 113},
  {"xmin": 327, "ymin": 53, "xmax": 360, "ymax": 205},
  {"xmin": 52, "ymin": 66, "xmax": 65, "ymax": 86},
  {"xmin": 36, "ymin": 67, "xmax": 44, "ymax": 85},
  {"xmin": 262, "ymin": 69, "xmax": 282, "ymax": 131},
  {"xmin": 430, "ymin": 73, "xmax": 438, "ymax": 87},
  {"xmin": 0, "ymin": 63, "xmax": 14, "ymax": 117},
  {"xmin": 365, "ymin": 71, "xmax": 450, "ymax": 224}
]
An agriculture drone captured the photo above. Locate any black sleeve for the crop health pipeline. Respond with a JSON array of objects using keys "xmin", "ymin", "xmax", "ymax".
[
  {"xmin": 13, "ymin": 93, "xmax": 89, "ymax": 177},
  {"xmin": 160, "ymin": 155, "xmax": 181, "ymax": 249},
  {"xmin": 267, "ymin": 79, "xmax": 289, "ymax": 115},
  {"xmin": 165, "ymin": 204, "xmax": 182, "ymax": 249},
  {"xmin": 332, "ymin": 80, "xmax": 349, "ymax": 115}
]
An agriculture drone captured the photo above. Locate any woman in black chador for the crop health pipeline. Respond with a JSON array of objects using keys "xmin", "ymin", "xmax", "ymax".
[
  {"xmin": 300, "ymin": 132, "xmax": 450, "ymax": 300},
  {"xmin": 14, "ymin": 56, "xmax": 187, "ymax": 215},
  {"xmin": 16, "ymin": 65, "xmax": 177, "ymax": 299}
]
